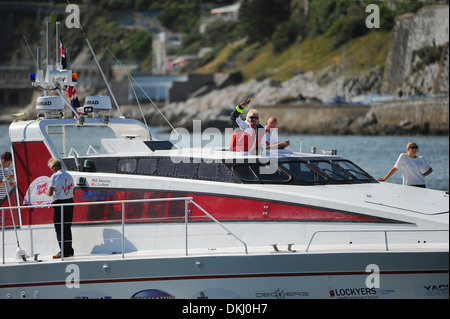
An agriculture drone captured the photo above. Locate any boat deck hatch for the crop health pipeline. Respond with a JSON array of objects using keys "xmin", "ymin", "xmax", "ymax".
[{"xmin": 144, "ymin": 140, "xmax": 176, "ymax": 151}]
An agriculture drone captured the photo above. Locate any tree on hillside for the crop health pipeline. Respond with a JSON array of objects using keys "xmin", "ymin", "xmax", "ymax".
[{"xmin": 238, "ymin": 0, "xmax": 291, "ymax": 44}]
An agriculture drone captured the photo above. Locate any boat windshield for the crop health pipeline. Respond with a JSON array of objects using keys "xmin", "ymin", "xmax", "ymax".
[
  {"xmin": 231, "ymin": 158, "xmax": 375, "ymax": 185},
  {"xmin": 331, "ymin": 159, "xmax": 374, "ymax": 182},
  {"xmin": 280, "ymin": 159, "xmax": 374, "ymax": 184},
  {"xmin": 280, "ymin": 161, "xmax": 328, "ymax": 184},
  {"xmin": 46, "ymin": 123, "xmax": 150, "ymax": 157}
]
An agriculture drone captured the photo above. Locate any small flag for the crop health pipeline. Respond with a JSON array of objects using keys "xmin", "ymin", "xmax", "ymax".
[
  {"xmin": 60, "ymin": 40, "xmax": 67, "ymax": 69},
  {"xmin": 67, "ymin": 85, "xmax": 81, "ymax": 110},
  {"xmin": 60, "ymin": 37, "xmax": 80, "ymax": 117}
]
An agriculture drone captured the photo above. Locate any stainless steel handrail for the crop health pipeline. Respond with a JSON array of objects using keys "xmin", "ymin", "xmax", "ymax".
[
  {"xmin": 1, "ymin": 197, "xmax": 249, "ymax": 263},
  {"xmin": 305, "ymin": 228, "xmax": 450, "ymax": 252}
]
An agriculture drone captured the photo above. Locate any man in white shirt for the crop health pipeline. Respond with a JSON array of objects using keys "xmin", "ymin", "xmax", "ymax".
[
  {"xmin": 229, "ymin": 98, "xmax": 266, "ymax": 155},
  {"xmin": 46, "ymin": 158, "xmax": 75, "ymax": 258}
]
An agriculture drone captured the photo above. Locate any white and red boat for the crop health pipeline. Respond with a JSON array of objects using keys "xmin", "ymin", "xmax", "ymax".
[{"xmin": 0, "ymin": 23, "xmax": 448, "ymax": 300}]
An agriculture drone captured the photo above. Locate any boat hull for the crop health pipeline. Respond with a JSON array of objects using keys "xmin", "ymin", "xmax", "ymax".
[{"xmin": 1, "ymin": 250, "xmax": 448, "ymax": 299}]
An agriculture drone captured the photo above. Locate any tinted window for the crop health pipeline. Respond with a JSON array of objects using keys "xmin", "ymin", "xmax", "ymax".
[
  {"xmin": 118, "ymin": 158, "xmax": 136, "ymax": 173},
  {"xmin": 310, "ymin": 161, "xmax": 347, "ymax": 181},
  {"xmin": 157, "ymin": 158, "xmax": 175, "ymax": 176},
  {"xmin": 332, "ymin": 160, "xmax": 373, "ymax": 181},
  {"xmin": 253, "ymin": 165, "xmax": 291, "ymax": 183},
  {"xmin": 137, "ymin": 158, "xmax": 157, "ymax": 174},
  {"xmin": 217, "ymin": 165, "xmax": 240, "ymax": 183},
  {"xmin": 232, "ymin": 164, "xmax": 291, "ymax": 183},
  {"xmin": 177, "ymin": 162, "xmax": 197, "ymax": 178},
  {"xmin": 232, "ymin": 165, "xmax": 259, "ymax": 182},
  {"xmin": 281, "ymin": 161, "xmax": 326, "ymax": 183},
  {"xmin": 198, "ymin": 162, "xmax": 218, "ymax": 179}
]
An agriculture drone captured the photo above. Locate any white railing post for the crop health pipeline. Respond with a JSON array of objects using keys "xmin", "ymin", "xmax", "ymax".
[
  {"xmin": 384, "ymin": 231, "xmax": 389, "ymax": 251},
  {"xmin": 61, "ymin": 206, "xmax": 64, "ymax": 261},
  {"xmin": 2, "ymin": 209, "xmax": 4, "ymax": 264},
  {"xmin": 121, "ymin": 202, "xmax": 125, "ymax": 259},
  {"xmin": 185, "ymin": 198, "xmax": 188, "ymax": 256},
  {"xmin": 190, "ymin": 200, "xmax": 248, "ymax": 255}
]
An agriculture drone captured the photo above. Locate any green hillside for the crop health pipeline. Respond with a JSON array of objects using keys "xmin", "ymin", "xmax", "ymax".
[
  {"xmin": 0, "ymin": 0, "xmax": 435, "ymax": 83},
  {"xmin": 184, "ymin": 0, "xmax": 431, "ymax": 82},
  {"xmin": 196, "ymin": 30, "xmax": 391, "ymax": 82}
]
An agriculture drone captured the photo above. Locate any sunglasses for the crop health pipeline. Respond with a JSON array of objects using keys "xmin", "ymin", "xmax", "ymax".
[
  {"xmin": 249, "ymin": 116, "xmax": 259, "ymax": 120},
  {"xmin": 409, "ymin": 145, "xmax": 418, "ymax": 149}
]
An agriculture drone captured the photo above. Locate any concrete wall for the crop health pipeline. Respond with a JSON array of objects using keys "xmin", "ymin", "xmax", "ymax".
[
  {"xmin": 256, "ymin": 97, "xmax": 449, "ymax": 135},
  {"xmin": 256, "ymin": 104, "xmax": 370, "ymax": 135},
  {"xmin": 370, "ymin": 97, "xmax": 449, "ymax": 135}
]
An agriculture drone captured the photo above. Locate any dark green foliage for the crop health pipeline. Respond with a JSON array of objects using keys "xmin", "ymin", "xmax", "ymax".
[
  {"xmin": 273, "ymin": 20, "xmax": 300, "ymax": 53},
  {"xmin": 158, "ymin": 2, "xmax": 201, "ymax": 33},
  {"xmin": 412, "ymin": 43, "xmax": 447, "ymax": 73},
  {"xmin": 309, "ymin": 0, "xmax": 349, "ymax": 37},
  {"xmin": 229, "ymin": 69, "xmax": 244, "ymax": 84},
  {"xmin": 238, "ymin": 0, "xmax": 291, "ymax": 44},
  {"xmin": 325, "ymin": 3, "xmax": 368, "ymax": 49},
  {"xmin": 2, "ymin": 0, "xmax": 440, "ymax": 71}
]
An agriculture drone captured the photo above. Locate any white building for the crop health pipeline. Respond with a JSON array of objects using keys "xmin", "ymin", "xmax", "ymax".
[{"xmin": 200, "ymin": 2, "xmax": 241, "ymax": 34}]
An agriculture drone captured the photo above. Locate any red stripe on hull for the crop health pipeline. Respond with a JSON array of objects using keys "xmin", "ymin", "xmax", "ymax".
[
  {"xmin": 11, "ymin": 185, "xmax": 385, "ymax": 226},
  {"xmin": 69, "ymin": 189, "xmax": 381, "ymax": 225},
  {"xmin": 190, "ymin": 194, "xmax": 378, "ymax": 222}
]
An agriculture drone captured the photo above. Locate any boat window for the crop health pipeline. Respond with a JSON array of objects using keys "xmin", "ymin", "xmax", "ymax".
[
  {"xmin": 118, "ymin": 158, "xmax": 136, "ymax": 173},
  {"xmin": 113, "ymin": 157, "xmax": 240, "ymax": 183},
  {"xmin": 157, "ymin": 158, "xmax": 175, "ymax": 176},
  {"xmin": 47, "ymin": 125, "xmax": 116, "ymax": 157},
  {"xmin": 232, "ymin": 164, "xmax": 291, "ymax": 183},
  {"xmin": 177, "ymin": 162, "xmax": 198, "ymax": 178},
  {"xmin": 309, "ymin": 160, "xmax": 348, "ymax": 181},
  {"xmin": 281, "ymin": 161, "xmax": 327, "ymax": 184},
  {"xmin": 217, "ymin": 165, "xmax": 240, "ymax": 183},
  {"xmin": 137, "ymin": 158, "xmax": 157, "ymax": 174},
  {"xmin": 198, "ymin": 162, "xmax": 218, "ymax": 180},
  {"xmin": 232, "ymin": 165, "xmax": 259, "ymax": 182},
  {"xmin": 332, "ymin": 160, "xmax": 374, "ymax": 181},
  {"xmin": 253, "ymin": 165, "xmax": 292, "ymax": 183}
]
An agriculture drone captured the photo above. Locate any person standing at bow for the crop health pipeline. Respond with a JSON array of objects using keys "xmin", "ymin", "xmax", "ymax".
[{"xmin": 377, "ymin": 141, "xmax": 433, "ymax": 188}]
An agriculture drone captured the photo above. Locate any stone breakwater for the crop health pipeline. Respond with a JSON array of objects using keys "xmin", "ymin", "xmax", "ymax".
[
  {"xmin": 256, "ymin": 96, "xmax": 449, "ymax": 136},
  {"xmin": 2, "ymin": 94, "xmax": 447, "ymax": 136},
  {"xmin": 124, "ymin": 67, "xmax": 387, "ymax": 134},
  {"xmin": 117, "ymin": 96, "xmax": 448, "ymax": 136}
]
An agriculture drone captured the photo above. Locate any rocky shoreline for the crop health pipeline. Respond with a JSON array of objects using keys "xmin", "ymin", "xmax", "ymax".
[
  {"xmin": 138, "ymin": 97, "xmax": 449, "ymax": 136},
  {"xmin": 113, "ymin": 67, "xmax": 448, "ymax": 136},
  {"xmin": 2, "ymin": 80, "xmax": 448, "ymax": 136}
]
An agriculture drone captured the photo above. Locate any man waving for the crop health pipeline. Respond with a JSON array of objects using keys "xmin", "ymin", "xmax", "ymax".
[{"xmin": 229, "ymin": 98, "xmax": 266, "ymax": 155}]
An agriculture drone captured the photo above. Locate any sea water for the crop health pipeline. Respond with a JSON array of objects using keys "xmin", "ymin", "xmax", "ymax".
[{"xmin": 1, "ymin": 124, "xmax": 448, "ymax": 191}]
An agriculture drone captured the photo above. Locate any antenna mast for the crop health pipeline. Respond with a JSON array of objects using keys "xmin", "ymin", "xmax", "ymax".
[{"xmin": 30, "ymin": 21, "xmax": 79, "ymax": 118}]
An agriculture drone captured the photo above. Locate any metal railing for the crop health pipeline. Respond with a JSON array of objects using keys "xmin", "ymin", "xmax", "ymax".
[
  {"xmin": 1, "ymin": 197, "xmax": 248, "ymax": 263},
  {"xmin": 305, "ymin": 228, "xmax": 450, "ymax": 252}
]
